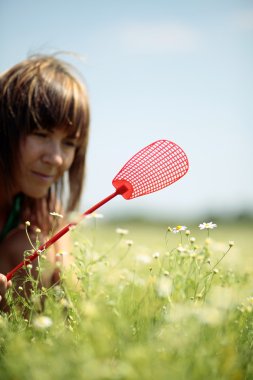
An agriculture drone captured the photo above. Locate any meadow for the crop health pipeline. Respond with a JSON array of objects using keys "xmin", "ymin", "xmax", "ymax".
[{"xmin": 0, "ymin": 216, "xmax": 253, "ymax": 380}]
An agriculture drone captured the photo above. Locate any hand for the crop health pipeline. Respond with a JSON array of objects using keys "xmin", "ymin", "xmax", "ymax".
[{"xmin": 0, "ymin": 274, "xmax": 12, "ymax": 302}]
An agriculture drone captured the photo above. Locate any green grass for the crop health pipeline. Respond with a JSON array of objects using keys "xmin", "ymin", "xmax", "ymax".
[
  {"xmin": 85, "ymin": 218, "xmax": 253, "ymax": 265},
  {"xmin": 1, "ymin": 218, "xmax": 253, "ymax": 380}
]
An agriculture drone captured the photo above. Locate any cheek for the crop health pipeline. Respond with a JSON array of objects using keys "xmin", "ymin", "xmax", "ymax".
[
  {"xmin": 19, "ymin": 139, "xmax": 34, "ymax": 169},
  {"xmin": 63, "ymin": 150, "xmax": 76, "ymax": 172},
  {"xmin": 19, "ymin": 136, "xmax": 41, "ymax": 164}
]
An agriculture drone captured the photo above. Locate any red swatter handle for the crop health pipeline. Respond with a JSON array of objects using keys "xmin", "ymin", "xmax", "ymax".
[{"xmin": 6, "ymin": 185, "xmax": 128, "ymax": 281}]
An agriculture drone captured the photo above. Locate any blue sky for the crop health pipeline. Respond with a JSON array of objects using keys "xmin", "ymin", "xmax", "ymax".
[{"xmin": 1, "ymin": 0, "xmax": 253, "ymax": 221}]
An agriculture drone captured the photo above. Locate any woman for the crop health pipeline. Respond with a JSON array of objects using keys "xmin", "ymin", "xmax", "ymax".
[{"xmin": 0, "ymin": 54, "xmax": 90, "ymax": 305}]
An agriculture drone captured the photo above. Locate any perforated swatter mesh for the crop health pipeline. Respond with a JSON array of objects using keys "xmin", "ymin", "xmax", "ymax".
[{"xmin": 112, "ymin": 140, "xmax": 189, "ymax": 199}]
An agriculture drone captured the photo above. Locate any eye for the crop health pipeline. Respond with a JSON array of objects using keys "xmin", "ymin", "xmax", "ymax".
[
  {"xmin": 32, "ymin": 130, "xmax": 49, "ymax": 138},
  {"xmin": 63, "ymin": 138, "xmax": 78, "ymax": 148}
]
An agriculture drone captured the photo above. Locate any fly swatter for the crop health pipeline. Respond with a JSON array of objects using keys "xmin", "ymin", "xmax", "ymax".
[{"xmin": 6, "ymin": 139, "xmax": 189, "ymax": 280}]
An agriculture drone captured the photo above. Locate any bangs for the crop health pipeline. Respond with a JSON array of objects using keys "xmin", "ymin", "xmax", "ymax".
[{"xmin": 25, "ymin": 69, "xmax": 89, "ymax": 144}]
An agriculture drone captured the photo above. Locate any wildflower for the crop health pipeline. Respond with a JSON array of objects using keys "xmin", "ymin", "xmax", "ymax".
[
  {"xmin": 125, "ymin": 239, "xmax": 133, "ymax": 247},
  {"xmin": 32, "ymin": 316, "xmax": 53, "ymax": 329},
  {"xmin": 116, "ymin": 228, "xmax": 129, "ymax": 236},
  {"xmin": 172, "ymin": 225, "xmax": 187, "ymax": 233},
  {"xmin": 177, "ymin": 245, "xmax": 185, "ymax": 253},
  {"xmin": 167, "ymin": 226, "xmax": 173, "ymax": 232},
  {"xmin": 18, "ymin": 286, "xmax": 23, "ymax": 291},
  {"xmin": 213, "ymin": 268, "xmax": 219, "ymax": 274},
  {"xmin": 228, "ymin": 240, "xmax": 235, "ymax": 247},
  {"xmin": 25, "ymin": 221, "xmax": 30, "ymax": 227},
  {"xmin": 35, "ymin": 249, "xmax": 44, "ymax": 257},
  {"xmin": 153, "ymin": 252, "xmax": 160, "ymax": 259},
  {"xmin": 27, "ymin": 264, "xmax": 33, "ymax": 270},
  {"xmin": 35, "ymin": 227, "xmax": 41, "ymax": 234},
  {"xmin": 136, "ymin": 254, "xmax": 152, "ymax": 264},
  {"xmin": 60, "ymin": 298, "xmax": 72, "ymax": 309},
  {"xmin": 93, "ymin": 213, "xmax": 104, "ymax": 218},
  {"xmin": 156, "ymin": 276, "xmax": 172, "ymax": 298},
  {"xmin": 190, "ymin": 237, "xmax": 196, "ymax": 243},
  {"xmin": 191, "ymin": 251, "xmax": 198, "ymax": 258},
  {"xmin": 85, "ymin": 212, "xmax": 104, "ymax": 219},
  {"xmin": 199, "ymin": 222, "xmax": 217, "ymax": 230},
  {"xmin": 50, "ymin": 211, "xmax": 63, "ymax": 218},
  {"xmin": 185, "ymin": 229, "xmax": 191, "ymax": 235}
]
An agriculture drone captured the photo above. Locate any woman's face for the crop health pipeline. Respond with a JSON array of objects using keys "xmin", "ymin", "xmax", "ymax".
[{"xmin": 16, "ymin": 128, "xmax": 79, "ymax": 198}]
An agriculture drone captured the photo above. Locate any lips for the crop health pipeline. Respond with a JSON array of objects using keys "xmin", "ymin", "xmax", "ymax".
[{"xmin": 31, "ymin": 171, "xmax": 55, "ymax": 182}]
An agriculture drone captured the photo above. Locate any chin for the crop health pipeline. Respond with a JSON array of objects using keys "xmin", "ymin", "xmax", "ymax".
[{"xmin": 23, "ymin": 187, "xmax": 50, "ymax": 199}]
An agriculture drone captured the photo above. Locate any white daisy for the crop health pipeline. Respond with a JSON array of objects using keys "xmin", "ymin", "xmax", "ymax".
[
  {"xmin": 85, "ymin": 212, "xmax": 104, "ymax": 219},
  {"xmin": 136, "ymin": 254, "xmax": 152, "ymax": 264},
  {"xmin": 172, "ymin": 225, "xmax": 187, "ymax": 234},
  {"xmin": 50, "ymin": 212, "xmax": 63, "ymax": 219},
  {"xmin": 199, "ymin": 222, "xmax": 217, "ymax": 230},
  {"xmin": 156, "ymin": 276, "xmax": 172, "ymax": 298},
  {"xmin": 116, "ymin": 228, "xmax": 129, "ymax": 236},
  {"xmin": 32, "ymin": 316, "xmax": 53, "ymax": 329}
]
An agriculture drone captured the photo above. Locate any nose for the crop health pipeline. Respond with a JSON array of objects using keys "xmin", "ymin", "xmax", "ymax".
[{"xmin": 42, "ymin": 141, "xmax": 64, "ymax": 167}]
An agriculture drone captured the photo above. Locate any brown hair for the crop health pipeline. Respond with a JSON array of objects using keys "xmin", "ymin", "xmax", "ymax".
[{"xmin": 0, "ymin": 54, "xmax": 90, "ymax": 230}]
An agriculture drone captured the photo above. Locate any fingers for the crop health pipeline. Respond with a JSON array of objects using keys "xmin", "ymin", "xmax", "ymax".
[{"xmin": 0, "ymin": 274, "xmax": 11, "ymax": 302}]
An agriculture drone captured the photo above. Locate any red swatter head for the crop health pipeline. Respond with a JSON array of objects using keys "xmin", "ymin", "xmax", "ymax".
[{"xmin": 112, "ymin": 140, "xmax": 189, "ymax": 200}]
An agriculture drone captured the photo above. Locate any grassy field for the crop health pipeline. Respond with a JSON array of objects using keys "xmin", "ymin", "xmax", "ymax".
[
  {"xmin": 84, "ymin": 217, "xmax": 253, "ymax": 265},
  {"xmin": 1, "ymin": 217, "xmax": 253, "ymax": 379}
]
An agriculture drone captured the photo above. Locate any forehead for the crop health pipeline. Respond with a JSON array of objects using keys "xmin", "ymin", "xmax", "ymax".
[
  {"xmin": 55, "ymin": 126, "xmax": 80, "ymax": 138},
  {"xmin": 36, "ymin": 125, "xmax": 81, "ymax": 138}
]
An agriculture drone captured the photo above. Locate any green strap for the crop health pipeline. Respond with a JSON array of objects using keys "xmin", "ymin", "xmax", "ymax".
[{"xmin": 0, "ymin": 195, "xmax": 22, "ymax": 242}]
